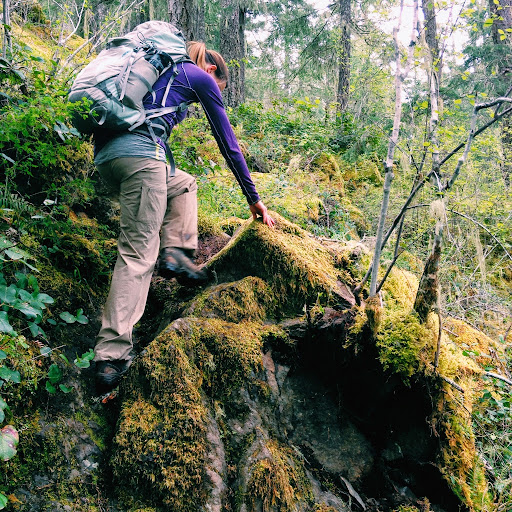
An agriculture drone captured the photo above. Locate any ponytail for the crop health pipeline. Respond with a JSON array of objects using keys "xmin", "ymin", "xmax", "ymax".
[{"xmin": 187, "ymin": 41, "xmax": 229, "ymax": 85}]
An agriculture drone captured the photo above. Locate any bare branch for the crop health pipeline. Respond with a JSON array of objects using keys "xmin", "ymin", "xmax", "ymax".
[
  {"xmin": 484, "ymin": 372, "xmax": 512, "ymax": 387},
  {"xmin": 439, "ymin": 374, "xmax": 465, "ymax": 393},
  {"xmin": 439, "ymin": 105, "xmax": 512, "ymax": 167},
  {"xmin": 404, "ymin": 204, "xmax": 512, "ymax": 263},
  {"xmin": 56, "ymin": 0, "xmax": 145, "ymax": 75},
  {"xmin": 369, "ymin": 0, "xmax": 419, "ymax": 297}
]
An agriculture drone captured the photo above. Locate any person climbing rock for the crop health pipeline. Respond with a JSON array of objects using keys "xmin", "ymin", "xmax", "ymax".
[{"xmin": 93, "ymin": 40, "xmax": 274, "ymax": 394}]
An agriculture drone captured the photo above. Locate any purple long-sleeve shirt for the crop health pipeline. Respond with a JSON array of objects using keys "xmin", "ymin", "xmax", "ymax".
[{"xmin": 95, "ymin": 62, "xmax": 260, "ymax": 205}]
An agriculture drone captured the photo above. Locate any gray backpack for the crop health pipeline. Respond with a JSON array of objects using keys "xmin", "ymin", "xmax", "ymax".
[{"xmin": 68, "ymin": 21, "xmax": 192, "ymax": 134}]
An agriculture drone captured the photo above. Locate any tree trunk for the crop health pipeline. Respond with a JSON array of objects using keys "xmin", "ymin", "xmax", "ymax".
[
  {"xmin": 192, "ymin": 0, "xmax": 205, "ymax": 42},
  {"xmin": 489, "ymin": 0, "xmax": 512, "ymax": 186},
  {"xmin": 168, "ymin": 0, "xmax": 195, "ymax": 41},
  {"xmin": 421, "ymin": 0, "xmax": 442, "ymax": 84},
  {"xmin": 336, "ymin": 0, "xmax": 351, "ymax": 112},
  {"xmin": 2, "ymin": 0, "xmax": 12, "ymax": 59},
  {"xmin": 219, "ymin": 0, "xmax": 246, "ymax": 107},
  {"xmin": 414, "ymin": 232, "xmax": 442, "ymax": 323}
]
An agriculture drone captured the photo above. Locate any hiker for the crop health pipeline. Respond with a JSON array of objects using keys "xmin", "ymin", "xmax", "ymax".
[{"xmin": 93, "ymin": 40, "xmax": 274, "ymax": 393}]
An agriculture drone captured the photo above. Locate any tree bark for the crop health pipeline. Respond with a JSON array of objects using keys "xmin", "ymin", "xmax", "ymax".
[
  {"xmin": 192, "ymin": 0, "xmax": 205, "ymax": 42},
  {"xmin": 336, "ymin": 0, "xmax": 351, "ymax": 112},
  {"xmin": 489, "ymin": 0, "xmax": 512, "ymax": 186},
  {"xmin": 2, "ymin": 0, "xmax": 12, "ymax": 59},
  {"xmin": 421, "ymin": 0, "xmax": 442, "ymax": 84},
  {"xmin": 168, "ymin": 0, "xmax": 196, "ymax": 41},
  {"xmin": 219, "ymin": 0, "xmax": 246, "ymax": 107},
  {"xmin": 414, "ymin": 231, "xmax": 442, "ymax": 323}
]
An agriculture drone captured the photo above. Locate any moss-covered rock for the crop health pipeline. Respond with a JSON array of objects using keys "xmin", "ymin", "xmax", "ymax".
[{"xmin": 208, "ymin": 212, "xmax": 355, "ymax": 314}]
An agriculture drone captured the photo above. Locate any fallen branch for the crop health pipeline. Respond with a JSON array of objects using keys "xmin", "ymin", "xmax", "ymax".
[
  {"xmin": 484, "ymin": 372, "xmax": 512, "ymax": 387},
  {"xmin": 439, "ymin": 374, "xmax": 465, "ymax": 393},
  {"xmin": 442, "ymin": 326, "xmax": 459, "ymax": 337}
]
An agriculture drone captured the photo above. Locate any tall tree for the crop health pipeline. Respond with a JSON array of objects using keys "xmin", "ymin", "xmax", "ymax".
[
  {"xmin": 421, "ymin": 0, "xmax": 442, "ymax": 84},
  {"xmin": 2, "ymin": 0, "xmax": 12, "ymax": 58},
  {"xmin": 489, "ymin": 0, "xmax": 512, "ymax": 186},
  {"xmin": 336, "ymin": 0, "xmax": 351, "ymax": 112},
  {"xmin": 168, "ymin": 0, "xmax": 204, "ymax": 41},
  {"xmin": 219, "ymin": 0, "xmax": 246, "ymax": 107}
]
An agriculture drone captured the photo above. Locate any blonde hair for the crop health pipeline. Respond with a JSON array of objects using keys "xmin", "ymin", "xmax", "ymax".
[{"xmin": 187, "ymin": 41, "xmax": 229, "ymax": 85}]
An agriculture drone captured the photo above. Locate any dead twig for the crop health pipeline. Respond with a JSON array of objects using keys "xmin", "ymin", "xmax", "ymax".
[
  {"xmin": 439, "ymin": 374, "xmax": 465, "ymax": 393},
  {"xmin": 484, "ymin": 372, "xmax": 512, "ymax": 387}
]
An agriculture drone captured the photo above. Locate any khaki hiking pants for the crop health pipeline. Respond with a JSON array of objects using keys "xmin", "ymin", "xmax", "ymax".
[{"xmin": 94, "ymin": 156, "xmax": 197, "ymax": 362}]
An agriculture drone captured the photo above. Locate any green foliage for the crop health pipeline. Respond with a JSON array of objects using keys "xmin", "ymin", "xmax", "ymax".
[
  {"xmin": 376, "ymin": 311, "xmax": 433, "ymax": 383},
  {"xmin": 473, "ymin": 373, "xmax": 512, "ymax": 509},
  {"xmin": 0, "ymin": 40, "xmax": 94, "ymax": 205}
]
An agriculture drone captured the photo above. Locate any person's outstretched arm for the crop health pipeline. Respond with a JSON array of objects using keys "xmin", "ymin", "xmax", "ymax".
[{"xmin": 190, "ymin": 69, "xmax": 274, "ymax": 227}]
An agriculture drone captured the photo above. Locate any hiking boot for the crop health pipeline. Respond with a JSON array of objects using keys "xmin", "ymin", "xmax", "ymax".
[
  {"xmin": 158, "ymin": 247, "xmax": 209, "ymax": 286},
  {"xmin": 95, "ymin": 360, "xmax": 130, "ymax": 395}
]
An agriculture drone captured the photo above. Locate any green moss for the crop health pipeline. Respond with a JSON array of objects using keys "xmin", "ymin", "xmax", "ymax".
[
  {"xmin": 381, "ymin": 268, "xmax": 419, "ymax": 312},
  {"xmin": 219, "ymin": 216, "xmax": 245, "ymax": 236},
  {"xmin": 246, "ymin": 439, "xmax": 313, "ymax": 511},
  {"xmin": 113, "ymin": 317, "xmax": 272, "ymax": 509},
  {"xmin": 313, "ymin": 505, "xmax": 340, "ymax": 512},
  {"xmin": 376, "ymin": 311, "xmax": 435, "ymax": 382},
  {"xmin": 208, "ymin": 213, "xmax": 349, "ymax": 314},
  {"xmin": 198, "ymin": 210, "xmax": 224, "ymax": 238},
  {"xmin": 185, "ymin": 276, "xmax": 276, "ymax": 323},
  {"xmin": 3, "ymin": 411, "xmax": 107, "ymax": 511},
  {"xmin": 0, "ymin": 334, "xmax": 45, "ymax": 408}
]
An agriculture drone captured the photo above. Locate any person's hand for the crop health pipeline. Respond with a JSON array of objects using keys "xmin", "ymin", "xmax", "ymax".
[{"xmin": 249, "ymin": 201, "xmax": 275, "ymax": 228}]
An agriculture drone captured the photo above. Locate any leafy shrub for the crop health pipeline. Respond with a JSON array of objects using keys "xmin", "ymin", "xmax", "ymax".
[{"xmin": 0, "ymin": 42, "xmax": 94, "ymax": 206}]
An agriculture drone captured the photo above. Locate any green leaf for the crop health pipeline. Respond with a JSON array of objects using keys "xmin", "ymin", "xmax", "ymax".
[
  {"xmin": 47, "ymin": 364, "xmax": 62, "ymax": 384},
  {"xmin": 0, "ymin": 425, "xmax": 18, "ymax": 461},
  {"xmin": 76, "ymin": 312, "xmax": 88, "ymax": 325},
  {"xmin": 81, "ymin": 349, "xmax": 95, "ymax": 361},
  {"xmin": 39, "ymin": 346, "xmax": 52, "ymax": 357},
  {"xmin": 45, "ymin": 381, "xmax": 56, "ymax": 394},
  {"xmin": 15, "ymin": 274, "xmax": 28, "ymax": 290},
  {"xmin": 36, "ymin": 293, "xmax": 54, "ymax": 305},
  {"xmin": 74, "ymin": 349, "xmax": 95, "ymax": 369},
  {"xmin": 0, "ymin": 367, "xmax": 20, "ymax": 384},
  {"xmin": 0, "ymin": 350, "xmax": 6, "ymax": 360},
  {"xmin": 74, "ymin": 359, "xmax": 91, "ymax": 369},
  {"xmin": 59, "ymin": 311, "xmax": 76, "ymax": 324},
  {"xmin": 59, "ymin": 384, "xmax": 73, "ymax": 393},
  {"xmin": 47, "ymin": 318, "xmax": 57, "ymax": 326},
  {"xmin": 483, "ymin": 17, "xmax": 494, "ymax": 27},
  {"xmin": 4, "ymin": 249, "xmax": 23, "ymax": 261},
  {"xmin": 0, "ymin": 285, "xmax": 17, "ymax": 305},
  {"xmin": 0, "ymin": 312, "xmax": 13, "ymax": 334},
  {"xmin": 29, "ymin": 322, "xmax": 42, "ymax": 338},
  {"xmin": 0, "ymin": 409, "xmax": 4, "ymax": 423},
  {"xmin": 59, "ymin": 353, "xmax": 69, "ymax": 364},
  {"xmin": 13, "ymin": 301, "xmax": 40, "ymax": 319},
  {"xmin": 28, "ymin": 275, "xmax": 39, "ymax": 293},
  {"xmin": 0, "ymin": 492, "xmax": 7, "ymax": 509}
]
